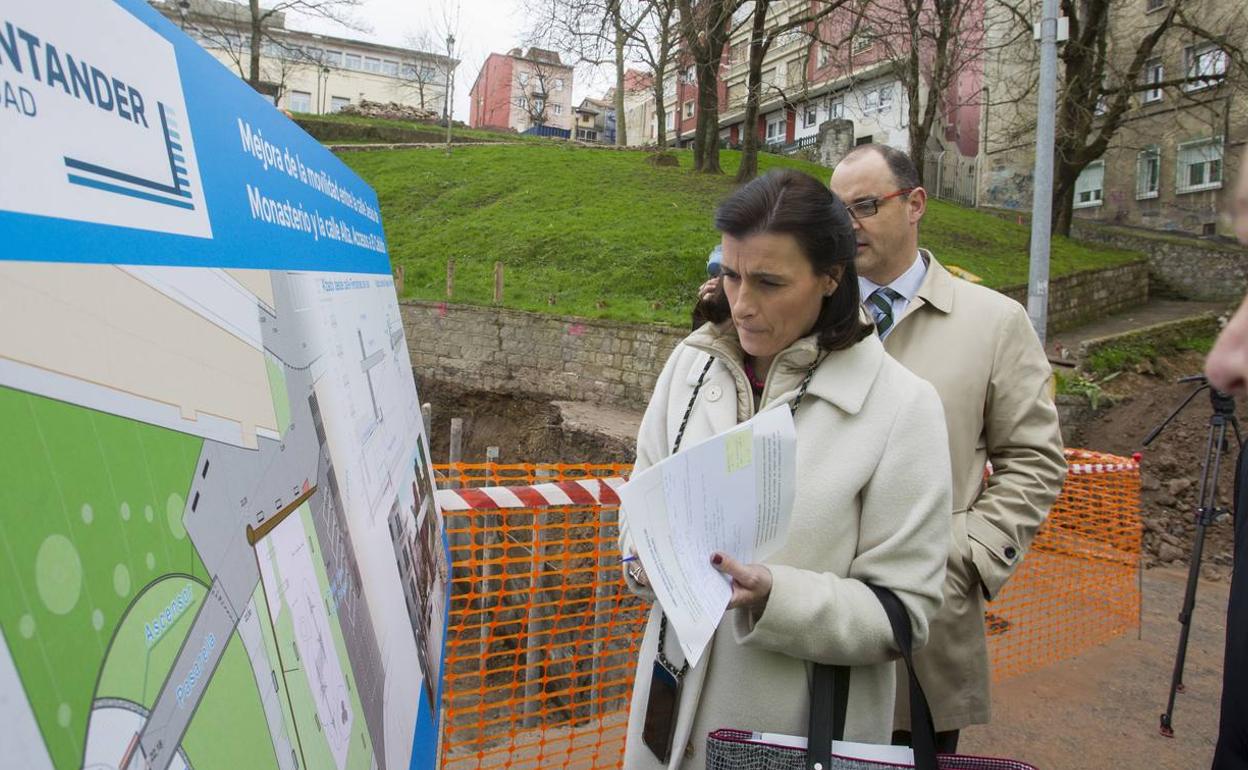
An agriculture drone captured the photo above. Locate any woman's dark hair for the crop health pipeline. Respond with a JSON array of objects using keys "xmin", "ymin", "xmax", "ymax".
[{"xmin": 693, "ymin": 169, "xmax": 872, "ymax": 351}]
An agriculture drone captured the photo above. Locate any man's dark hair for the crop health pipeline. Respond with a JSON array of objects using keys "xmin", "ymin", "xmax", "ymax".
[
  {"xmin": 844, "ymin": 143, "xmax": 921, "ymax": 191},
  {"xmin": 693, "ymin": 169, "xmax": 872, "ymax": 352}
]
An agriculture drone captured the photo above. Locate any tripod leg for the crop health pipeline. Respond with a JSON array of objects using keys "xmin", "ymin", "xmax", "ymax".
[{"xmin": 1160, "ymin": 419, "xmax": 1227, "ymax": 736}]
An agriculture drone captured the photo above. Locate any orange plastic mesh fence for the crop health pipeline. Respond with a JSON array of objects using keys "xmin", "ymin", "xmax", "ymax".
[
  {"xmin": 435, "ymin": 452, "xmax": 1141, "ymax": 769},
  {"xmin": 985, "ymin": 450, "xmax": 1142, "ymax": 681}
]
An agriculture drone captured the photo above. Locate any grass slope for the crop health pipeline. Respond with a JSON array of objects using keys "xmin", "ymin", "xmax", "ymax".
[{"xmin": 340, "ymin": 143, "xmax": 1141, "ymax": 325}]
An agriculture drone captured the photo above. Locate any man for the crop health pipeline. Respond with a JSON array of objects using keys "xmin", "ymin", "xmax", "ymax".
[
  {"xmin": 1207, "ymin": 147, "xmax": 1248, "ymax": 770},
  {"xmin": 829, "ymin": 144, "xmax": 1067, "ymax": 751}
]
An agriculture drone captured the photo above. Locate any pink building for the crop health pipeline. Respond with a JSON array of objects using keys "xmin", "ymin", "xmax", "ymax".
[{"xmin": 469, "ymin": 48, "xmax": 574, "ymax": 134}]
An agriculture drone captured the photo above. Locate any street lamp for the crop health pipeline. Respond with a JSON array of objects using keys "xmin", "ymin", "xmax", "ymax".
[{"xmin": 317, "ymin": 65, "xmax": 330, "ymax": 114}]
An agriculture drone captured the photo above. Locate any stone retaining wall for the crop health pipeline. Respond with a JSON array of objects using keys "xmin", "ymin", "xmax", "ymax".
[
  {"xmin": 401, "ymin": 260, "xmax": 1150, "ymax": 407},
  {"xmin": 1070, "ymin": 222, "xmax": 1248, "ymax": 301}
]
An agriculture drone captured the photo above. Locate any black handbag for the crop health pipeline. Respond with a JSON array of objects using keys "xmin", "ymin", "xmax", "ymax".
[{"xmin": 706, "ymin": 586, "xmax": 1040, "ymax": 770}]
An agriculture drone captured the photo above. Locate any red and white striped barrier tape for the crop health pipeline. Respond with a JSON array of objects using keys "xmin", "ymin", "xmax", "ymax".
[
  {"xmin": 435, "ymin": 477, "xmax": 627, "ymax": 511},
  {"xmin": 435, "ymin": 451, "xmax": 1140, "ymax": 512}
]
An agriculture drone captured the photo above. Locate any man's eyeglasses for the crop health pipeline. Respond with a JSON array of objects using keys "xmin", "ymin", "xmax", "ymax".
[{"xmin": 846, "ymin": 188, "xmax": 915, "ymax": 220}]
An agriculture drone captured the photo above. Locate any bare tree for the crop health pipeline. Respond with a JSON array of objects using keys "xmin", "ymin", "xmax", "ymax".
[
  {"xmin": 1041, "ymin": 0, "xmax": 1247, "ymax": 234},
  {"xmin": 734, "ymin": 0, "xmax": 853, "ymax": 182},
  {"xmin": 836, "ymin": 0, "xmax": 1006, "ymax": 186},
  {"xmin": 241, "ymin": 0, "xmax": 365, "ymax": 89},
  {"xmin": 626, "ymin": 0, "xmax": 681, "ymax": 148},
  {"xmin": 400, "ymin": 31, "xmax": 445, "ymax": 112},
  {"xmin": 677, "ymin": 0, "xmax": 746, "ymax": 173},
  {"xmin": 513, "ymin": 57, "xmax": 563, "ymax": 129},
  {"xmin": 174, "ymin": 0, "xmax": 365, "ymax": 95},
  {"xmin": 524, "ymin": 0, "xmax": 650, "ymax": 145}
]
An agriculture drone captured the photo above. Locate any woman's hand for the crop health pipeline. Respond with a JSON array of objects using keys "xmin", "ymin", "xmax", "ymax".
[
  {"xmin": 699, "ymin": 277, "xmax": 720, "ymax": 301},
  {"xmin": 623, "ymin": 548, "xmax": 649, "ymax": 587},
  {"xmin": 712, "ymin": 552, "xmax": 773, "ymax": 611}
]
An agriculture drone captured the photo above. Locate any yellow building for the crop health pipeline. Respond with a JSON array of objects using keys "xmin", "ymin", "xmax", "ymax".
[{"xmin": 151, "ymin": 0, "xmax": 457, "ymax": 116}]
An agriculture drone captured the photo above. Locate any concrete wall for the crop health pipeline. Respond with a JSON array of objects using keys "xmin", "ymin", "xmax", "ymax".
[
  {"xmin": 1071, "ymin": 222, "xmax": 1248, "ymax": 301},
  {"xmin": 401, "ymin": 260, "xmax": 1149, "ymax": 408}
]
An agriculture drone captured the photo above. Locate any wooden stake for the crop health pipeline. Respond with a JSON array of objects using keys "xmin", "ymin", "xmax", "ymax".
[
  {"xmin": 493, "ymin": 261, "xmax": 504, "ymax": 304},
  {"xmin": 394, "ymin": 264, "xmax": 405, "ymax": 296},
  {"xmin": 446, "ymin": 259, "xmax": 455, "ymax": 299}
]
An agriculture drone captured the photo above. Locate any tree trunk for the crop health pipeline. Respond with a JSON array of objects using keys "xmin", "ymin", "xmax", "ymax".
[
  {"xmin": 614, "ymin": 20, "xmax": 628, "ymax": 146},
  {"xmin": 735, "ymin": 2, "xmax": 770, "ymax": 184},
  {"xmin": 248, "ymin": 0, "xmax": 262, "ymax": 87},
  {"xmin": 1051, "ymin": 163, "xmax": 1078, "ymax": 237},
  {"xmin": 696, "ymin": 56, "xmax": 724, "ymax": 174},
  {"xmin": 653, "ymin": 78, "xmax": 668, "ymax": 148}
]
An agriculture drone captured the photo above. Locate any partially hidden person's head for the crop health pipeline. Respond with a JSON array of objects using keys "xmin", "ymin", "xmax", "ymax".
[
  {"xmin": 698, "ymin": 169, "xmax": 872, "ymax": 359},
  {"xmin": 829, "ymin": 143, "xmax": 927, "ymax": 285}
]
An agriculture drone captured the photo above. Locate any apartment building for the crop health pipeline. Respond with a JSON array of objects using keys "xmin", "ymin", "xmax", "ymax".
[
  {"xmin": 152, "ymin": 0, "xmax": 456, "ymax": 115},
  {"xmin": 469, "ymin": 48, "xmax": 575, "ymax": 134},
  {"xmin": 980, "ymin": 0, "xmax": 1246, "ymax": 236}
]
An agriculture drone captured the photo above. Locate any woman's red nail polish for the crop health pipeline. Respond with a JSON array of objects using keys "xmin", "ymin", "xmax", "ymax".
[{"xmin": 711, "ymin": 554, "xmax": 723, "ymax": 566}]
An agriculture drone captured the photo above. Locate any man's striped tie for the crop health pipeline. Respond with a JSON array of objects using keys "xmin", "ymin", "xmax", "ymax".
[{"xmin": 866, "ymin": 287, "xmax": 903, "ymax": 337}]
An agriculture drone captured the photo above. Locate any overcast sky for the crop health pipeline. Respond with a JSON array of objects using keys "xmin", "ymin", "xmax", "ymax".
[{"xmin": 287, "ymin": 0, "xmax": 614, "ymax": 118}]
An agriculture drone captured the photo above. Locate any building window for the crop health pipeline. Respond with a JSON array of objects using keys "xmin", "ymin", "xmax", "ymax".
[
  {"xmin": 855, "ymin": 134, "xmax": 873, "ymax": 146},
  {"xmin": 1184, "ymin": 44, "xmax": 1227, "ymax": 91},
  {"xmin": 1145, "ymin": 0, "xmax": 1165, "ymax": 10},
  {"xmin": 1142, "ymin": 58, "xmax": 1163, "ymax": 103},
  {"xmin": 382, "ymin": 59, "xmax": 399, "ymax": 76},
  {"xmin": 577, "ymin": 128, "xmax": 598, "ymax": 141},
  {"xmin": 286, "ymin": 90, "xmax": 311, "ymax": 113},
  {"xmin": 817, "ymin": 44, "xmax": 830, "ymax": 68},
  {"xmin": 344, "ymin": 53, "xmax": 362, "ymax": 70},
  {"xmin": 519, "ymin": 72, "xmax": 529, "ymax": 86},
  {"xmin": 553, "ymin": 78, "xmax": 564, "ymax": 91},
  {"xmin": 363, "ymin": 57, "xmax": 382, "ymax": 73},
  {"xmin": 1136, "ymin": 147, "xmax": 1161, "ymax": 199},
  {"xmin": 330, "ymin": 96, "xmax": 350, "ymax": 113},
  {"xmin": 1177, "ymin": 137, "xmax": 1223, "ymax": 193},
  {"xmin": 766, "ymin": 115, "xmax": 785, "ymax": 143},
  {"xmin": 324, "ymin": 50, "xmax": 343, "ymax": 67},
  {"xmin": 828, "ymin": 98, "xmax": 844, "ymax": 119},
  {"xmin": 1073, "ymin": 161, "xmax": 1104, "ymax": 208},
  {"xmin": 683, "ymin": 66, "xmax": 696, "ymax": 85},
  {"xmin": 683, "ymin": 100, "xmax": 694, "ymax": 119},
  {"xmin": 666, "ymin": 111, "xmax": 674, "ymax": 130},
  {"xmin": 552, "ymin": 103, "xmax": 563, "ymax": 115},
  {"xmin": 804, "ymin": 106, "xmax": 818, "ymax": 127},
  {"xmin": 852, "ymin": 25, "xmax": 874, "ymax": 55},
  {"xmin": 864, "ymin": 85, "xmax": 892, "ymax": 113}
]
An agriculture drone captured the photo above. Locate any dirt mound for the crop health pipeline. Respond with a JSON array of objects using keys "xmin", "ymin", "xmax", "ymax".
[
  {"xmin": 417, "ymin": 377, "xmax": 636, "ymax": 466},
  {"xmin": 1071, "ymin": 350, "xmax": 1242, "ymax": 577}
]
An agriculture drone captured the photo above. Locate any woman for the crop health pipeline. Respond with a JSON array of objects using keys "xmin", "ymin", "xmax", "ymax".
[{"xmin": 621, "ymin": 169, "xmax": 952, "ymax": 769}]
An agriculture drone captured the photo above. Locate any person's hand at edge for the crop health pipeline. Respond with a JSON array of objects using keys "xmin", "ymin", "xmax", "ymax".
[{"xmin": 624, "ymin": 547, "xmax": 649, "ymax": 587}]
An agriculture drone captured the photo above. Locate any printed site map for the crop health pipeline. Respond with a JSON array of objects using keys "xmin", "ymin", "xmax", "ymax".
[{"xmin": 0, "ymin": 264, "xmax": 449, "ymax": 770}]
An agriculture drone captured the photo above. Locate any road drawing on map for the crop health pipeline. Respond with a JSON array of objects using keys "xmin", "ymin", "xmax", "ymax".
[{"xmin": 0, "ymin": 264, "xmax": 446, "ymax": 770}]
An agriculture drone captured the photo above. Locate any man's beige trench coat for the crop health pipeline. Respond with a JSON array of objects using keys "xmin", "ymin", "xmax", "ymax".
[
  {"xmin": 887, "ymin": 254, "xmax": 1067, "ymax": 732},
  {"xmin": 619, "ymin": 323, "xmax": 953, "ymax": 769}
]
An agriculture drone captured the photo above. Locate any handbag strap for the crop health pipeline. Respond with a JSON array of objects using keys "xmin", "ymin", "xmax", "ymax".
[{"xmin": 806, "ymin": 586, "xmax": 938, "ymax": 770}]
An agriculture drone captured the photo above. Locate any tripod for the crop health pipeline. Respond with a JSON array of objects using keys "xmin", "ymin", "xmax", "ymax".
[{"xmin": 1145, "ymin": 375, "xmax": 1241, "ymax": 737}]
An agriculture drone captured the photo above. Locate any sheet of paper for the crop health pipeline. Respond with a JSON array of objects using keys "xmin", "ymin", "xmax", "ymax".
[
  {"xmin": 751, "ymin": 733, "xmax": 916, "ymax": 764},
  {"xmin": 618, "ymin": 406, "xmax": 797, "ymax": 667}
]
